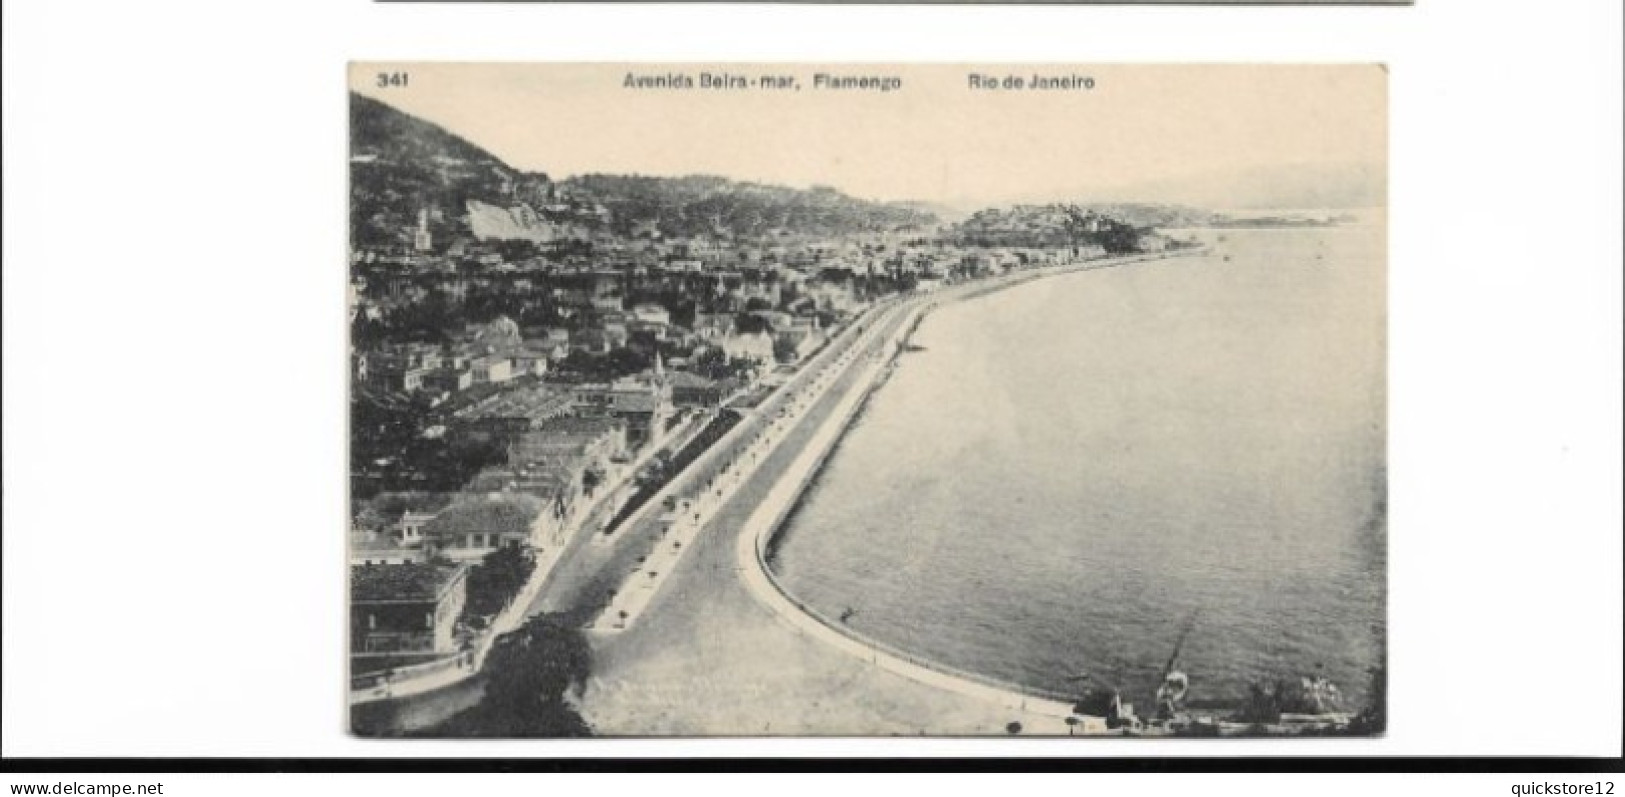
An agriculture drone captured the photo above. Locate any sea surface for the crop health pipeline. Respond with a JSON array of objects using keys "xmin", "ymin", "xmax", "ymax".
[{"xmin": 771, "ymin": 220, "xmax": 1387, "ymax": 711}]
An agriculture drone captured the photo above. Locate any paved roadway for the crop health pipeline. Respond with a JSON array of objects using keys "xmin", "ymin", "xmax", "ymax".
[
  {"xmin": 570, "ymin": 254, "xmax": 1187, "ymax": 735},
  {"xmin": 524, "ymin": 292, "xmax": 913, "ymax": 627},
  {"xmin": 354, "ymin": 293, "xmax": 910, "ymax": 733},
  {"xmin": 359, "ymin": 253, "xmax": 1179, "ymax": 734}
]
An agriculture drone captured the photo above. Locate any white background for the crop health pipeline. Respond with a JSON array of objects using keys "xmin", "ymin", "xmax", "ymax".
[{"xmin": 3, "ymin": 0, "xmax": 1621, "ymax": 760}]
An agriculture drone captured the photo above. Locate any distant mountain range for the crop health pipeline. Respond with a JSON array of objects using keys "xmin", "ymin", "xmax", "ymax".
[{"xmin": 350, "ymin": 93, "xmax": 937, "ymax": 250}]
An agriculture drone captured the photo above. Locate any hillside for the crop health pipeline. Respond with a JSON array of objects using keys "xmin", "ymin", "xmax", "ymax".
[
  {"xmin": 947, "ymin": 203, "xmax": 1143, "ymax": 252},
  {"xmin": 350, "ymin": 93, "xmax": 938, "ymax": 251},
  {"xmin": 564, "ymin": 174, "xmax": 937, "ymax": 240},
  {"xmin": 349, "ymin": 93, "xmax": 555, "ymax": 250},
  {"xmin": 1078, "ymin": 203, "xmax": 1218, "ymax": 229},
  {"xmin": 351, "ymin": 92, "xmax": 510, "ymax": 172}
]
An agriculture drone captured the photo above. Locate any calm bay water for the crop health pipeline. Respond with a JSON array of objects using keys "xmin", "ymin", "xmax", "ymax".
[{"xmin": 772, "ymin": 222, "xmax": 1386, "ymax": 710}]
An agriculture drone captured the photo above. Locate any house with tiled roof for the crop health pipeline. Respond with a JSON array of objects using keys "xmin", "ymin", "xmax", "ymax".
[
  {"xmin": 463, "ymin": 465, "xmax": 576, "ymax": 547},
  {"xmin": 508, "ymin": 416, "xmax": 628, "ymax": 471},
  {"xmin": 666, "ymin": 371, "xmax": 743, "ymax": 408},
  {"xmin": 721, "ymin": 331, "xmax": 775, "ymax": 364},
  {"xmin": 422, "ymin": 494, "xmax": 547, "ymax": 563},
  {"xmin": 571, "ymin": 376, "xmax": 672, "ymax": 450},
  {"xmin": 450, "ymin": 383, "xmax": 576, "ymax": 446},
  {"xmin": 421, "ymin": 366, "xmax": 473, "ymax": 394},
  {"xmin": 365, "ymin": 346, "xmax": 441, "ymax": 394},
  {"xmin": 692, "ymin": 312, "xmax": 736, "ymax": 340},
  {"xmin": 631, "ymin": 303, "xmax": 672, "ymax": 327},
  {"xmin": 396, "ymin": 509, "xmax": 438, "ymax": 548},
  {"xmin": 507, "ymin": 343, "xmax": 553, "ymax": 378},
  {"xmin": 351, "ymin": 562, "xmax": 468, "ymax": 667},
  {"xmin": 350, "ymin": 529, "xmax": 424, "ymax": 566}
]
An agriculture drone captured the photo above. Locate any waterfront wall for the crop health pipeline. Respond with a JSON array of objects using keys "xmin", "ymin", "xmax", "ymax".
[
  {"xmin": 349, "ymin": 249, "xmax": 1193, "ymax": 721},
  {"xmin": 731, "ymin": 251, "xmax": 1192, "ymax": 732}
]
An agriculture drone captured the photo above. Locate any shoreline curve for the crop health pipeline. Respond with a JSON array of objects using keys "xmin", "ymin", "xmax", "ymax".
[{"xmin": 731, "ymin": 251, "xmax": 1194, "ymax": 731}]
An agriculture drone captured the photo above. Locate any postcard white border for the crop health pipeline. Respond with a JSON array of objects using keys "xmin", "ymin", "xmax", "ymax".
[{"xmin": 2, "ymin": 0, "xmax": 1621, "ymax": 760}]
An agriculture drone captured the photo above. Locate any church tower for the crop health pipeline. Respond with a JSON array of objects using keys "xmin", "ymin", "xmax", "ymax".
[{"xmin": 413, "ymin": 208, "xmax": 433, "ymax": 252}]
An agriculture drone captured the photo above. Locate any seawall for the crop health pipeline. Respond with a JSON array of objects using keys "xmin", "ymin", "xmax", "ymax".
[{"xmin": 732, "ymin": 250, "xmax": 1194, "ymax": 731}]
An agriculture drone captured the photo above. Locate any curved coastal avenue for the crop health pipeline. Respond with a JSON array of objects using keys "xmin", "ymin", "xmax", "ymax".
[
  {"xmin": 728, "ymin": 252, "xmax": 1186, "ymax": 733},
  {"xmin": 729, "ymin": 301, "xmax": 1082, "ymax": 726},
  {"xmin": 577, "ymin": 250, "xmax": 1193, "ymax": 736}
]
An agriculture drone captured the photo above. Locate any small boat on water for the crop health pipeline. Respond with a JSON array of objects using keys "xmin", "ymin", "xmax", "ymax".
[
  {"xmin": 1069, "ymin": 613, "xmax": 1201, "ymax": 734},
  {"xmin": 1150, "ymin": 612, "xmax": 1199, "ymax": 724},
  {"xmin": 1155, "ymin": 669, "xmax": 1189, "ymax": 714},
  {"xmin": 1066, "ymin": 612, "xmax": 1358, "ymax": 736}
]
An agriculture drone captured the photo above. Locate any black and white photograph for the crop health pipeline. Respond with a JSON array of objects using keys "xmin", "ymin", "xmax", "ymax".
[
  {"xmin": 346, "ymin": 63, "xmax": 1387, "ymax": 738},
  {"xmin": 5, "ymin": 0, "xmax": 1624, "ymax": 779}
]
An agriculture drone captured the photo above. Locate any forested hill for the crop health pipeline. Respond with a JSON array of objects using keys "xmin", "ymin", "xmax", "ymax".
[
  {"xmin": 562, "ymin": 174, "xmax": 938, "ymax": 240},
  {"xmin": 947, "ymin": 204, "xmax": 1144, "ymax": 252},
  {"xmin": 350, "ymin": 92, "xmax": 554, "ymax": 249},
  {"xmin": 562, "ymin": 172, "xmax": 936, "ymax": 237},
  {"xmin": 351, "ymin": 92, "xmax": 513, "ymax": 173},
  {"xmin": 350, "ymin": 93, "xmax": 937, "ymax": 249}
]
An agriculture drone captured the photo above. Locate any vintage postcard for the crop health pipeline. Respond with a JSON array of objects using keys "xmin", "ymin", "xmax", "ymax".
[
  {"xmin": 395, "ymin": 1, "xmax": 1411, "ymax": 5},
  {"xmin": 347, "ymin": 63, "xmax": 1387, "ymax": 738}
]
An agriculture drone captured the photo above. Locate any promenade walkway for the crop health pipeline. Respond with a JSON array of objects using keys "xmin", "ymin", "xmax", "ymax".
[
  {"xmin": 578, "ymin": 253, "xmax": 1183, "ymax": 735},
  {"xmin": 357, "ymin": 250, "xmax": 1193, "ymax": 732}
]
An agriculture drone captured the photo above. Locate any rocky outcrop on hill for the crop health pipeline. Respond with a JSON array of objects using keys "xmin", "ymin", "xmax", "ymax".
[
  {"xmin": 466, "ymin": 200, "xmax": 566, "ymax": 243},
  {"xmin": 351, "ymin": 92, "xmax": 940, "ymax": 251}
]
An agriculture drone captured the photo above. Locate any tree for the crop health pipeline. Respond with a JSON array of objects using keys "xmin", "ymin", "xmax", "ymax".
[
  {"xmin": 689, "ymin": 348, "xmax": 759, "ymax": 383},
  {"xmin": 582, "ymin": 465, "xmax": 604, "ymax": 495},
  {"xmin": 734, "ymin": 313, "xmax": 771, "ymax": 335},
  {"xmin": 484, "ymin": 615, "xmax": 593, "ymax": 736},
  {"xmin": 493, "ymin": 238, "xmax": 541, "ymax": 263},
  {"xmin": 418, "ymin": 614, "xmax": 593, "ymax": 737},
  {"xmin": 773, "ymin": 336, "xmax": 802, "ymax": 364},
  {"xmin": 463, "ymin": 545, "xmax": 536, "ymax": 619},
  {"xmin": 555, "ymin": 348, "xmax": 650, "ymax": 383},
  {"xmin": 353, "ymin": 503, "xmax": 388, "ymax": 532}
]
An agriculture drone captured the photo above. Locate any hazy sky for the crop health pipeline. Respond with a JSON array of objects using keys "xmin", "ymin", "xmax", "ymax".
[{"xmin": 350, "ymin": 63, "xmax": 1385, "ymax": 207}]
